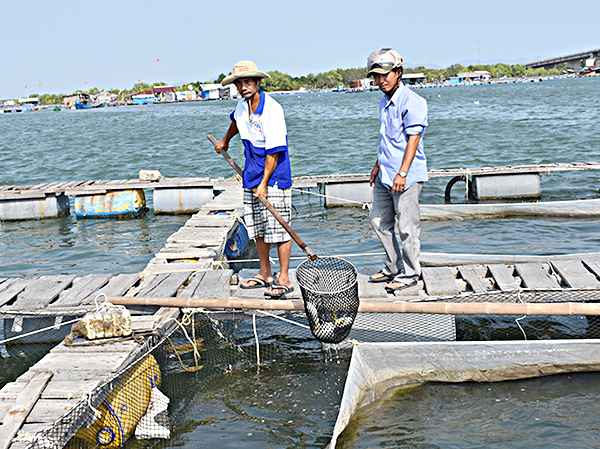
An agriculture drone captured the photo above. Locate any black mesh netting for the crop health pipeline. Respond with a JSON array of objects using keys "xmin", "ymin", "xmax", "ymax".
[
  {"xmin": 296, "ymin": 257, "xmax": 359, "ymax": 343},
  {"xmin": 5, "ymin": 289, "xmax": 600, "ymax": 447}
]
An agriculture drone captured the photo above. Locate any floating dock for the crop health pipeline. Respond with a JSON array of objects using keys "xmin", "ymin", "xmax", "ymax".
[
  {"xmin": 2, "ymin": 166, "xmax": 600, "ymax": 447},
  {"xmin": 2, "ymin": 159, "xmax": 599, "ymax": 220}
]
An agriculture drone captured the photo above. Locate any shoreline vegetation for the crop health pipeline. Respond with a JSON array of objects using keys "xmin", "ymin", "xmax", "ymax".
[{"xmin": 1, "ymin": 62, "xmax": 590, "ymax": 106}]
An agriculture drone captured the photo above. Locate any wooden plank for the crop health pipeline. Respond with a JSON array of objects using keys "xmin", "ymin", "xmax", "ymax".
[
  {"xmin": 180, "ymin": 270, "xmax": 233, "ymax": 299},
  {"xmin": 135, "ymin": 272, "xmax": 191, "ymax": 298},
  {"xmin": 487, "ymin": 264, "xmax": 520, "ymax": 291},
  {"xmin": 11, "ymin": 423, "xmax": 48, "ymax": 445},
  {"xmin": 0, "ymin": 371, "xmax": 52, "ymax": 449},
  {"xmin": 51, "ymin": 274, "xmax": 112, "ymax": 307},
  {"xmin": 457, "ymin": 265, "xmax": 493, "ymax": 293},
  {"xmin": 156, "ymin": 248, "xmax": 216, "ymax": 259},
  {"xmin": 0, "ymin": 279, "xmax": 30, "ymax": 308},
  {"xmin": 184, "ymin": 216, "xmax": 236, "ymax": 228},
  {"xmin": 41, "ymin": 380, "xmax": 101, "ymax": 399},
  {"xmin": 142, "ymin": 262, "xmax": 211, "ymax": 276},
  {"xmin": 169, "ymin": 228, "xmax": 230, "ymax": 238},
  {"xmin": 514, "ymin": 263, "xmax": 561, "ymax": 289},
  {"xmin": 551, "ymin": 260, "xmax": 600, "ymax": 289},
  {"xmin": 86, "ymin": 273, "xmax": 141, "ymax": 303},
  {"xmin": 583, "ymin": 258, "xmax": 600, "ymax": 279},
  {"xmin": 11, "ymin": 275, "xmax": 76, "ymax": 309},
  {"xmin": 421, "ymin": 267, "xmax": 461, "ymax": 296},
  {"xmin": 50, "ymin": 340, "xmax": 137, "ymax": 354},
  {"xmin": 30, "ymin": 351, "xmax": 130, "ymax": 374},
  {"xmin": 167, "ymin": 237, "xmax": 224, "ymax": 247},
  {"xmin": 25, "ymin": 398, "xmax": 78, "ymax": 423},
  {"xmin": 0, "ymin": 383, "xmax": 27, "ymax": 401}
]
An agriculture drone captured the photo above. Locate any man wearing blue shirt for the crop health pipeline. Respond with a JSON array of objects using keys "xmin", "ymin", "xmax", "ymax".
[
  {"xmin": 214, "ymin": 60, "xmax": 293, "ymax": 298},
  {"xmin": 366, "ymin": 49, "xmax": 428, "ymax": 293}
]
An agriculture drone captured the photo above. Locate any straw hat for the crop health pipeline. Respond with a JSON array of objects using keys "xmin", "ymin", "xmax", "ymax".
[{"xmin": 221, "ymin": 60, "xmax": 271, "ymax": 86}]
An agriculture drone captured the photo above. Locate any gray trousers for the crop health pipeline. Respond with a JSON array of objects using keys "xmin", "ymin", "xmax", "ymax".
[{"xmin": 370, "ymin": 177, "xmax": 423, "ymax": 282}]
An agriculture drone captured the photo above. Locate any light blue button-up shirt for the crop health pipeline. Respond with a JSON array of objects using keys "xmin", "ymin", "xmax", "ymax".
[{"xmin": 377, "ymin": 84, "xmax": 428, "ymax": 189}]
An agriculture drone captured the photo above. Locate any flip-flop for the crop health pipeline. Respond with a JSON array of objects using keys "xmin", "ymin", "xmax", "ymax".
[
  {"xmin": 240, "ymin": 277, "xmax": 273, "ymax": 289},
  {"xmin": 264, "ymin": 284, "xmax": 294, "ymax": 298},
  {"xmin": 369, "ymin": 270, "xmax": 395, "ymax": 283},
  {"xmin": 384, "ymin": 280, "xmax": 417, "ymax": 293}
]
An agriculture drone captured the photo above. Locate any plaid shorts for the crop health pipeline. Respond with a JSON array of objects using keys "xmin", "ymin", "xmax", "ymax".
[{"xmin": 243, "ymin": 186, "xmax": 292, "ymax": 244}]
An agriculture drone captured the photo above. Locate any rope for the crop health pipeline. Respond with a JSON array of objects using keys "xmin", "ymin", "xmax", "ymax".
[
  {"xmin": 0, "ymin": 317, "xmax": 81, "ymax": 346},
  {"xmin": 515, "ymin": 289, "xmax": 528, "ymax": 340},
  {"xmin": 225, "ymin": 250, "xmax": 387, "ymax": 264},
  {"xmin": 160, "ymin": 308, "xmax": 203, "ymax": 372},
  {"xmin": 253, "ymin": 314, "xmax": 261, "ymax": 371},
  {"xmin": 254, "ymin": 309, "xmax": 311, "ymax": 330},
  {"xmin": 290, "ymin": 186, "xmax": 371, "ymax": 210}
]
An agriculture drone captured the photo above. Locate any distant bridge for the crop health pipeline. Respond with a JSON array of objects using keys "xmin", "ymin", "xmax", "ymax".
[{"xmin": 526, "ymin": 49, "xmax": 600, "ymax": 71}]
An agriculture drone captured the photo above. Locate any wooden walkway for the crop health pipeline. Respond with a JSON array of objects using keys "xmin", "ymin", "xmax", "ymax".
[
  {"xmin": 291, "ymin": 160, "xmax": 600, "ymax": 187},
  {"xmin": 0, "ymin": 308, "xmax": 179, "ymax": 449},
  {"xmin": 2, "ymin": 160, "xmax": 598, "ymax": 199},
  {"xmin": 0, "ymin": 177, "xmax": 214, "ymax": 201},
  {"xmin": 2, "ymin": 178, "xmax": 600, "ymax": 447},
  {"xmin": 142, "ymin": 185, "xmax": 244, "ymax": 276},
  {"xmin": 2, "ymin": 259, "xmax": 600, "ymax": 319}
]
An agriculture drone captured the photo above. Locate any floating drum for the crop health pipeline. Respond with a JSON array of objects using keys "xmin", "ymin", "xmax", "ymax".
[
  {"xmin": 75, "ymin": 189, "xmax": 147, "ymax": 218},
  {"xmin": 153, "ymin": 187, "xmax": 213, "ymax": 214},
  {"xmin": 470, "ymin": 174, "xmax": 541, "ymax": 200},
  {"xmin": 0, "ymin": 193, "xmax": 70, "ymax": 221},
  {"xmin": 68, "ymin": 355, "xmax": 161, "ymax": 448}
]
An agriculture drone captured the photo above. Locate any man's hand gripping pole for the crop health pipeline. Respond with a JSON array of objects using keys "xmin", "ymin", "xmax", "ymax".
[{"xmin": 208, "ymin": 134, "xmax": 317, "ymax": 260}]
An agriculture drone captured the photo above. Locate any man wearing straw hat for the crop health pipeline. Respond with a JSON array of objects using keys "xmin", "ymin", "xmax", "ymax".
[
  {"xmin": 366, "ymin": 48, "xmax": 428, "ymax": 293},
  {"xmin": 213, "ymin": 60, "xmax": 294, "ymax": 298}
]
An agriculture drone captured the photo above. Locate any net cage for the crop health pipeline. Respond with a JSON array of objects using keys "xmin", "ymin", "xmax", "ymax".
[
  {"xmin": 4, "ymin": 288, "xmax": 600, "ymax": 448},
  {"xmin": 296, "ymin": 257, "xmax": 359, "ymax": 344}
]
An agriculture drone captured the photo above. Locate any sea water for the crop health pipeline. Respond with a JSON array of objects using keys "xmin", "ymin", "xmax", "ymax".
[{"xmin": 1, "ymin": 76, "xmax": 600, "ymax": 447}]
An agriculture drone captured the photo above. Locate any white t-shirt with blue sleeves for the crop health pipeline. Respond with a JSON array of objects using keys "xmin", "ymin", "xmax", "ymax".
[
  {"xmin": 377, "ymin": 83, "xmax": 428, "ymax": 189},
  {"xmin": 231, "ymin": 90, "xmax": 292, "ymax": 189}
]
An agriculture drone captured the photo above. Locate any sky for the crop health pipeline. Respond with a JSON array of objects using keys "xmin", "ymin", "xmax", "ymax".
[{"xmin": 1, "ymin": 0, "xmax": 599, "ymax": 99}]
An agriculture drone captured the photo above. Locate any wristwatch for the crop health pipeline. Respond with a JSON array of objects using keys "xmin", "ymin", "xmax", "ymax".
[{"xmin": 398, "ymin": 170, "xmax": 407, "ymax": 178}]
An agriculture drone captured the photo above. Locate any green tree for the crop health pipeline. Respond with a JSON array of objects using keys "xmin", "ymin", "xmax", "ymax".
[{"xmin": 444, "ymin": 64, "xmax": 467, "ymax": 78}]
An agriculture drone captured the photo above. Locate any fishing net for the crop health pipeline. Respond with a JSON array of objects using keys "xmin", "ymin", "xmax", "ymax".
[
  {"xmin": 4, "ymin": 288, "xmax": 600, "ymax": 448},
  {"xmin": 296, "ymin": 257, "xmax": 359, "ymax": 344}
]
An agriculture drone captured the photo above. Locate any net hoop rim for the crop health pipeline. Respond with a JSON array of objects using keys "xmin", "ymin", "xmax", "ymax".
[{"xmin": 296, "ymin": 256, "xmax": 359, "ymax": 296}]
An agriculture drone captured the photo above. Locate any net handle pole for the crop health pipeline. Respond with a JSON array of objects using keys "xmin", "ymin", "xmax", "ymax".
[
  {"xmin": 107, "ymin": 296, "xmax": 600, "ymax": 316},
  {"xmin": 208, "ymin": 134, "xmax": 317, "ymax": 260}
]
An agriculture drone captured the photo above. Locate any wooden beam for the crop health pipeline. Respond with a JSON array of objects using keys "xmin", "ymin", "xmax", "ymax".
[
  {"xmin": 0, "ymin": 371, "xmax": 52, "ymax": 449},
  {"xmin": 107, "ymin": 295, "xmax": 600, "ymax": 316}
]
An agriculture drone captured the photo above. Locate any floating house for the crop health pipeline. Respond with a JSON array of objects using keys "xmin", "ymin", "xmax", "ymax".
[
  {"xmin": 402, "ymin": 73, "xmax": 427, "ymax": 85},
  {"xmin": 18, "ymin": 97, "xmax": 40, "ymax": 106},
  {"xmin": 454, "ymin": 71, "xmax": 492, "ymax": 83},
  {"xmin": 200, "ymin": 83, "xmax": 239, "ymax": 100},
  {"xmin": 95, "ymin": 91, "xmax": 118, "ymax": 106},
  {"xmin": 349, "ymin": 78, "xmax": 373, "ymax": 89},
  {"xmin": 131, "ymin": 91, "xmax": 156, "ymax": 104},
  {"xmin": 63, "ymin": 93, "xmax": 93, "ymax": 109},
  {"xmin": 176, "ymin": 90, "xmax": 197, "ymax": 101},
  {"xmin": 154, "ymin": 86, "xmax": 176, "ymax": 102}
]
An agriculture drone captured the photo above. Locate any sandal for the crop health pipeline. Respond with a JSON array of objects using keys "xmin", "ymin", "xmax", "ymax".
[
  {"xmin": 384, "ymin": 280, "xmax": 417, "ymax": 293},
  {"xmin": 264, "ymin": 284, "xmax": 294, "ymax": 299},
  {"xmin": 369, "ymin": 270, "xmax": 395, "ymax": 283},
  {"xmin": 240, "ymin": 276, "xmax": 273, "ymax": 289}
]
